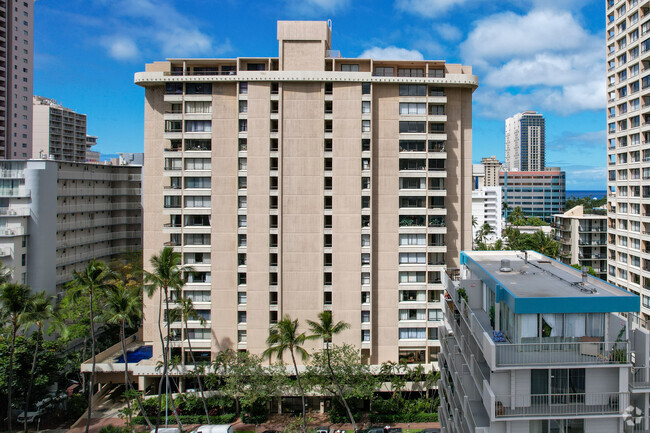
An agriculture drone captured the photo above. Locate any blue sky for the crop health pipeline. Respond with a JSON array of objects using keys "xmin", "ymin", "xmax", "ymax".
[{"xmin": 34, "ymin": 0, "xmax": 606, "ymax": 189}]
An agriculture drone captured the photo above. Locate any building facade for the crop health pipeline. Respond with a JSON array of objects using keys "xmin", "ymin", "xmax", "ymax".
[
  {"xmin": 0, "ymin": 159, "xmax": 142, "ymax": 296},
  {"xmin": 472, "ymin": 186, "xmax": 503, "ymax": 242},
  {"xmin": 440, "ymin": 250, "xmax": 645, "ymax": 433},
  {"xmin": 606, "ymin": 0, "xmax": 650, "ymax": 322},
  {"xmin": 505, "ymin": 111, "xmax": 545, "ymax": 172},
  {"xmin": 554, "ymin": 205, "xmax": 608, "ymax": 280},
  {"xmin": 500, "ymin": 169, "xmax": 566, "ymax": 223},
  {"xmin": 32, "ymin": 95, "xmax": 94, "ymax": 162},
  {"xmin": 481, "ymin": 155, "xmax": 502, "ymax": 187},
  {"xmin": 134, "ymin": 20, "xmax": 477, "ymax": 373},
  {"xmin": 0, "ymin": 0, "xmax": 33, "ymax": 159}
]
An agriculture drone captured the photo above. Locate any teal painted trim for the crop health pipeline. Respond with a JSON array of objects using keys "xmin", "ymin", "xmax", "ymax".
[{"xmin": 515, "ymin": 296, "xmax": 639, "ymax": 314}]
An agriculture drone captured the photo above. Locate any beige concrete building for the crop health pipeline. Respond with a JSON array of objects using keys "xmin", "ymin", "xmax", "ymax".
[
  {"xmin": 0, "ymin": 159, "xmax": 142, "ymax": 297},
  {"xmin": 554, "ymin": 205, "xmax": 607, "ymax": 280},
  {"xmin": 134, "ymin": 21, "xmax": 477, "ymax": 374},
  {"xmin": 606, "ymin": 0, "xmax": 650, "ymax": 323},
  {"xmin": 32, "ymin": 96, "xmax": 95, "ymax": 162},
  {"xmin": 481, "ymin": 155, "xmax": 502, "ymax": 187},
  {"xmin": 0, "ymin": 0, "xmax": 33, "ymax": 159}
]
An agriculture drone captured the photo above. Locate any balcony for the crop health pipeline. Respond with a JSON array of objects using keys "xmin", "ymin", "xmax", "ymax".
[{"xmin": 492, "ymin": 392, "xmax": 625, "ymax": 419}]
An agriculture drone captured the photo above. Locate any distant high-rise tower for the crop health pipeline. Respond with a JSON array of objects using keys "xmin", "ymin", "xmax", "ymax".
[
  {"xmin": 505, "ymin": 111, "xmax": 545, "ymax": 171},
  {"xmin": 0, "ymin": 0, "xmax": 33, "ymax": 159}
]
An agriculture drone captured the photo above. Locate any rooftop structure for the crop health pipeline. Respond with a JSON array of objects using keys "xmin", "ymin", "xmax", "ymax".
[{"xmin": 439, "ymin": 250, "xmax": 646, "ymax": 433}]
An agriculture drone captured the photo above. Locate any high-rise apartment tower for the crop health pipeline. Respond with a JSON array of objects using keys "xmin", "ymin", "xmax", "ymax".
[
  {"xmin": 606, "ymin": 0, "xmax": 650, "ymax": 321},
  {"xmin": 134, "ymin": 21, "xmax": 477, "ymax": 377},
  {"xmin": 505, "ymin": 111, "xmax": 545, "ymax": 172},
  {"xmin": 0, "ymin": 0, "xmax": 33, "ymax": 159}
]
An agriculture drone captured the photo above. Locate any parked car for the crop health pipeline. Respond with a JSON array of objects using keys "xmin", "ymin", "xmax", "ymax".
[
  {"xmin": 190, "ymin": 426, "xmax": 233, "ymax": 433},
  {"xmin": 418, "ymin": 429, "xmax": 441, "ymax": 433},
  {"xmin": 150, "ymin": 429, "xmax": 181, "ymax": 433},
  {"xmin": 17, "ymin": 410, "xmax": 43, "ymax": 424},
  {"xmin": 387, "ymin": 428, "xmax": 403, "ymax": 433},
  {"xmin": 315, "ymin": 426, "xmax": 331, "ymax": 433}
]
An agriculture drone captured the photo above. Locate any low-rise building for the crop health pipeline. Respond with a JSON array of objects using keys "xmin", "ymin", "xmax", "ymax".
[
  {"xmin": 500, "ymin": 169, "xmax": 565, "ymax": 223},
  {"xmin": 0, "ymin": 159, "xmax": 142, "ymax": 296},
  {"xmin": 472, "ymin": 186, "xmax": 502, "ymax": 241},
  {"xmin": 440, "ymin": 250, "xmax": 646, "ymax": 433},
  {"xmin": 554, "ymin": 205, "xmax": 608, "ymax": 280}
]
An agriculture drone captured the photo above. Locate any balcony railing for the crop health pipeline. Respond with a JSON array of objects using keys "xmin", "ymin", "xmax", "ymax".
[{"xmin": 493, "ymin": 392, "xmax": 626, "ymax": 418}]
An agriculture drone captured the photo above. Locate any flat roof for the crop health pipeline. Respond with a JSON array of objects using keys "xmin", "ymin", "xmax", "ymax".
[{"xmin": 461, "ymin": 250, "xmax": 640, "ymax": 314}]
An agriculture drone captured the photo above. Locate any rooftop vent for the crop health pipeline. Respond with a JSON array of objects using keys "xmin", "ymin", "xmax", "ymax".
[{"xmin": 500, "ymin": 259, "xmax": 512, "ymax": 272}]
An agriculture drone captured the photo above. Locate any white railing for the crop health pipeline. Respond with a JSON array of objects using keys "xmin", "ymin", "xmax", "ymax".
[
  {"xmin": 631, "ymin": 366, "xmax": 650, "ymax": 388},
  {"xmin": 0, "ymin": 226, "xmax": 25, "ymax": 236},
  {"xmin": 494, "ymin": 392, "xmax": 626, "ymax": 418}
]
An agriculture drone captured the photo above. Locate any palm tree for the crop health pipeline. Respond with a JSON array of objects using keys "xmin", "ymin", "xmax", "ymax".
[
  {"xmin": 174, "ymin": 293, "xmax": 210, "ymax": 423},
  {"xmin": 69, "ymin": 260, "xmax": 116, "ymax": 433},
  {"xmin": 264, "ymin": 316, "xmax": 309, "ymax": 433},
  {"xmin": 20, "ymin": 291, "xmax": 53, "ymax": 433},
  {"xmin": 144, "ymin": 247, "xmax": 189, "ymax": 431},
  {"xmin": 306, "ymin": 311, "xmax": 356, "ymax": 430},
  {"xmin": 101, "ymin": 283, "xmax": 152, "ymax": 429},
  {"xmin": 475, "ymin": 222, "xmax": 494, "ymax": 245},
  {"xmin": 525, "ymin": 230, "xmax": 560, "ymax": 258},
  {"xmin": 508, "ymin": 206, "xmax": 525, "ymax": 224},
  {"xmin": 0, "ymin": 283, "xmax": 31, "ymax": 433}
]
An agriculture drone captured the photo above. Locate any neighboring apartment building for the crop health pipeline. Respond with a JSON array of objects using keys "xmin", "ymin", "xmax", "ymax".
[
  {"xmin": 32, "ymin": 95, "xmax": 94, "ymax": 162},
  {"xmin": 481, "ymin": 155, "xmax": 502, "ymax": 187},
  {"xmin": 500, "ymin": 169, "xmax": 566, "ymax": 223},
  {"xmin": 505, "ymin": 111, "xmax": 545, "ymax": 172},
  {"xmin": 440, "ymin": 250, "xmax": 647, "ymax": 433},
  {"xmin": 554, "ymin": 205, "xmax": 608, "ymax": 280},
  {"xmin": 606, "ymin": 0, "xmax": 650, "ymax": 322},
  {"xmin": 133, "ymin": 20, "xmax": 477, "ymax": 379},
  {"xmin": 0, "ymin": 159, "xmax": 142, "ymax": 296},
  {"xmin": 472, "ymin": 186, "xmax": 502, "ymax": 242},
  {"xmin": 0, "ymin": 0, "xmax": 33, "ymax": 159}
]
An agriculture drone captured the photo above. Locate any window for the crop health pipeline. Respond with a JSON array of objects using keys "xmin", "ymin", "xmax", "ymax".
[
  {"xmin": 399, "ymin": 271, "xmax": 425, "ymax": 283},
  {"xmin": 239, "ymin": 100, "xmax": 248, "ymax": 113},
  {"xmin": 185, "ymin": 158, "xmax": 211, "ymax": 170},
  {"xmin": 361, "ymin": 273, "xmax": 370, "ymax": 285},
  {"xmin": 362, "ymin": 120, "xmax": 371, "ymax": 132},
  {"xmin": 361, "ymin": 311, "xmax": 370, "ymax": 322},
  {"xmin": 186, "ymin": 83, "xmax": 212, "ymax": 94},
  {"xmin": 399, "ymin": 328, "xmax": 425, "ymax": 339},
  {"xmin": 362, "ymin": 82, "xmax": 371, "ymax": 94},
  {"xmin": 238, "ymin": 215, "xmax": 247, "ymax": 227},
  {"xmin": 400, "ymin": 290, "xmax": 425, "ymax": 301},
  {"xmin": 399, "ymin": 234, "xmax": 426, "ymax": 245},
  {"xmin": 399, "ymin": 103, "xmax": 426, "ymax": 115},
  {"xmin": 185, "ymin": 177, "xmax": 211, "ymax": 189},
  {"xmin": 399, "ymin": 84, "xmax": 426, "ymax": 96},
  {"xmin": 399, "ymin": 309, "xmax": 425, "ymax": 320},
  {"xmin": 165, "ymin": 82, "xmax": 183, "ymax": 94},
  {"xmin": 239, "ymin": 158, "xmax": 247, "ymax": 171},
  {"xmin": 399, "ymin": 121, "xmax": 426, "ymax": 133},
  {"xmin": 184, "ymin": 233, "xmax": 210, "ymax": 245},
  {"xmin": 185, "ymin": 101, "xmax": 212, "ymax": 113},
  {"xmin": 185, "ymin": 120, "xmax": 211, "ymax": 132},
  {"xmin": 341, "ymin": 64, "xmax": 359, "ymax": 72},
  {"xmin": 428, "ymin": 309, "xmax": 443, "ymax": 321},
  {"xmin": 399, "ymin": 252, "xmax": 426, "ymax": 264},
  {"xmin": 374, "ymin": 67, "xmax": 393, "ymax": 76},
  {"xmin": 429, "ymin": 104, "xmax": 445, "ymax": 115},
  {"xmin": 239, "ymin": 82, "xmax": 248, "ymax": 94},
  {"xmin": 398, "ymin": 68, "xmax": 424, "ymax": 77},
  {"xmin": 361, "ymin": 292, "xmax": 370, "ymax": 303},
  {"xmin": 238, "ymin": 311, "xmax": 247, "ymax": 323},
  {"xmin": 362, "ymin": 101, "xmax": 371, "ymax": 113},
  {"xmin": 361, "ymin": 330, "xmax": 370, "ymax": 341}
]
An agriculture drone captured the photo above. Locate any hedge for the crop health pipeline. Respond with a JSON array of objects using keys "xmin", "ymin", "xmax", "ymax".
[
  {"xmin": 132, "ymin": 413, "xmax": 236, "ymax": 425},
  {"xmin": 368, "ymin": 413, "xmax": 438, "ymax": 423}
]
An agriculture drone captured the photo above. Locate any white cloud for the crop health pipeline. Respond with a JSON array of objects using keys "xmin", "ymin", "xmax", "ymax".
[
  {"xmin": 395, "ymin": 0, "xmax": 470, "ymax": 17},
  {"xmin": 358, "ymin": 46, "xmax": 423, "ymax": 61},
  {"xmin": 101, "ymin": 36, "xmax": 140, "ymax": 61},
  {"xmin": 461, "ymin": 8, "xmax": 604, "ymax": 118},
  {"xmin": 93, "ymin": 0, "xmax": 227, "ymax": 60},
  {"xmin": 436, "ymin": 23, "xmax": 462, "ymax": 41},
  {"xmin": 284, "ymin": 0, "xmax": 350, "ymax": 15}
]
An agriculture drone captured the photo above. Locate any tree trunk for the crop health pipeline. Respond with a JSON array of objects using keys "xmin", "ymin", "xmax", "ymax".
[
  {"xmin": 290, "ymin": 348, "xmax": 306, "ymax": 433},
  {"xmin": 164, "ymin": 288, "xmax": 183, "ymax": 430},
  {"xmin": 23, "ymin": 326, "xmax": 41, "ymax": 433},
  {"xmin": 7, "ymin": 323, "xmax": 17, "ymax": 433},
  {"xmin": 326, "ymin": 345, "xmax": 356, "ymax": 430},
  {"xmin": 120, "ymin": 322, "xmax": 133, "ymax": 427},
  {"xmin": 155, "ymin": 285, "xmax": 165, "ymax": 433},
  {"xmin": 122, "ymin": 320, "xmax": 153, "ymax": 429},
  {"xmin": 185, "ymin": 320, "xmax": 210, "ymax": 423},
  {"xmin": 86, "ymin": 288, "xmax": 96, "ymax": 433},
  {"xmin": 81, "ymin": 337, "xmax": 87, "ymax": 394}
]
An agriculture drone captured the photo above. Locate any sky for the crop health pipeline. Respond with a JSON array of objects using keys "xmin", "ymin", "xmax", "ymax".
[{"xmin": 34, "ymin": 0, "xmax": 606, "ymax": 190}]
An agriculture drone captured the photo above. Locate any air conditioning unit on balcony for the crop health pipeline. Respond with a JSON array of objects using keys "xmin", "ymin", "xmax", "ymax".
[{"xmin": 8, "ymin": 209, "xmax": 15, "ymax": 215}]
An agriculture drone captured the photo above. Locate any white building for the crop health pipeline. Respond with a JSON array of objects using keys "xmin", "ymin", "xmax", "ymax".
[
  {"xmin": 0, "ymin": 160, "xmax": 142, "ymax": 296},
  {"xmin": 472, "ymin": 186, "xmax": 502, "ymax": 242},
  {"xmin": 439, "ymin": 250, "xmax": 650, "ymax": 433},
  {"xmin": 505, "ymin": 111, "xmax": 545, "ymax": 172}
]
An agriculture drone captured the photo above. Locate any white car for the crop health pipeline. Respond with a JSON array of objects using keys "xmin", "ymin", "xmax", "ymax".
[{"xmin": 17, "ymin": 410, "xmax": 43, "ymax": 424}]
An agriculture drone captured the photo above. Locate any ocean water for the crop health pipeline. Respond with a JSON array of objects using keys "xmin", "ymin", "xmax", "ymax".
[{"xmin": 566, "ymin": 190, "xmax": 607, "ymax": 199}]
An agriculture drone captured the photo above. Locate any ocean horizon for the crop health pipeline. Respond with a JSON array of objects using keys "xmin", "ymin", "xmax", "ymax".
[{"xmin": 566, "ymin": 190, "xmax": 607, "ymax": 199}]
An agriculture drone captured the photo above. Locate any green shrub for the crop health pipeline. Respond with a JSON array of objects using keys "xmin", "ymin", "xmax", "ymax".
[
  {"xmin": 65, "ymin": 393, "xmax": 87, "ymax": 420},
  {"xmin": 368, "ymin": 413, "xmax": 438, "ymax": 423},
  {"xmin": 132, "ymin": 413, "xmax": 236, "ymax": 426},
  {"xmin": 329, "ymin": 398, "xmax": 362, "ymax": 424},
  {"xmin": 242, "ymin": 398, "xmax": 269, "ymax": 424}
]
